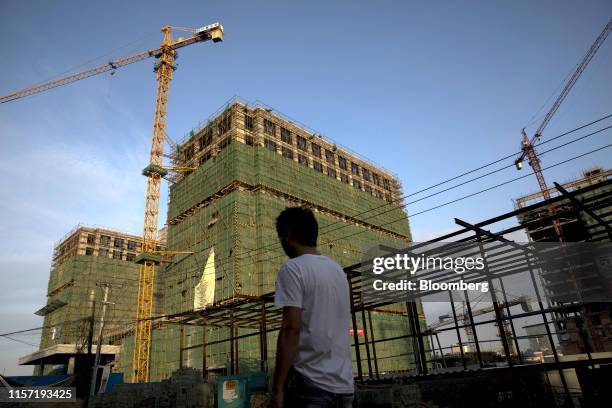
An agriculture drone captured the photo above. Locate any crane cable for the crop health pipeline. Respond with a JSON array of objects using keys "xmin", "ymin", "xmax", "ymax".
[{"xmin": 23, "ymin": 31, "xmax": 159, "ymax": 89}]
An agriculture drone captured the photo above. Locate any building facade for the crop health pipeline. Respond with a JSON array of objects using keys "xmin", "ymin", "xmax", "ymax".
[
  {"xmin": 117, "ymin": 99, "xmax": 421, "ymax": 380},
  {"xmin": 22, "ymin": 226, "xmax": 165, "ymax": 375}
]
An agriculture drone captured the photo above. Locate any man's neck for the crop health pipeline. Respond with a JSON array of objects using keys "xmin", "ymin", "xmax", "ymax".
[{"xmin": 291, "ymin": 246, "xmax": 319, "ymax": 258}]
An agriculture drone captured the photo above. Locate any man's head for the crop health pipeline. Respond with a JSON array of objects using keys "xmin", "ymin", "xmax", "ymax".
[{"xmin": 276, "ymin": 207, "xmax": 318, "ymax": 258}]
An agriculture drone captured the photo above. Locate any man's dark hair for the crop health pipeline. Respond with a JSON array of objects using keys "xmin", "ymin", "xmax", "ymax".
[{"xmin": 276, "ymin": 207, "xmax": 318, "ymax": 247}]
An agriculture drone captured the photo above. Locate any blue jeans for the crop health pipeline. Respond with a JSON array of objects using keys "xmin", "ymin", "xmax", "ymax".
[{"xmin": 284, "ymin": 368, "xmax": 354, "ymax": 408}]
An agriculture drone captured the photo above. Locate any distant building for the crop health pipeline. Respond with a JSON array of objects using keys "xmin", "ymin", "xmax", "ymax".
[
  {"xmin": 523, "ymin": 323, "xmax": 552, "ymax": 353},
  {"xmin": 515, "ymin": 167, "xmax": 612, "ymax": 356},
  {"xmin": 450, "ymin": 344, "xmax": 469, "ymax": 354},
  {"xmin": 515, "ymin": 167, "xmax": 611, "ymax": 242},
  {"xmin": 20, "ymin": 226, "xmax": 165, "ymax": 375}
]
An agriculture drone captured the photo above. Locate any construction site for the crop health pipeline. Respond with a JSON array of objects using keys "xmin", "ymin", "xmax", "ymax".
[{"xmin": 0, "ymin": 8, "xmax": 611, "ymax": 408}]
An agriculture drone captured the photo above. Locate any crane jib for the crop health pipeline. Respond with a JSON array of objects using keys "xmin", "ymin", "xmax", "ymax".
[{"xmin": 0, "ymin": 23, "xmax": 223, "ymax": 104}]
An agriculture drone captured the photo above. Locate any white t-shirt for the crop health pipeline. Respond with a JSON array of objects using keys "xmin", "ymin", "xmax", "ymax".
[{"xmin": 274, "ymin": 254, "xmax": 354, "ymax": 394}]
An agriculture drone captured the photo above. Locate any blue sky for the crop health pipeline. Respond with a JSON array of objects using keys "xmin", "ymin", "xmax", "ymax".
[{"xmin": 0, "ymin": 1, "xmax": 610, "ymax": 374}]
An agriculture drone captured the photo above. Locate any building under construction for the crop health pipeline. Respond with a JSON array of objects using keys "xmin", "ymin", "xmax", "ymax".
[
  {"xmin": 20, "ymin": 226, "xmax": 165, "ymax": 376},
  {"xmin": 115, "ymin": 99, "xmax": 421, "ymax": 381},
  {"xmin": 516, "ymin": 167, "xmax": 612, "ymax": 242},
  {"xmin": 515, "ymin": 167, "xmax": 612, "ymax": 356}
]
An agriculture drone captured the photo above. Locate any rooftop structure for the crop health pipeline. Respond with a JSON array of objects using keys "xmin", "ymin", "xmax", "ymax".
[{"xmin": 173, "ymin": 98, "xmax": 404, "ymax": 205}]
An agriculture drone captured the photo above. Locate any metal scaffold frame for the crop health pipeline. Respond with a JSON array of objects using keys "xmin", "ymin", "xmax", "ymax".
[{"xmin": 345, "ymin": 178, "xmax": 612, "ymax": 407}]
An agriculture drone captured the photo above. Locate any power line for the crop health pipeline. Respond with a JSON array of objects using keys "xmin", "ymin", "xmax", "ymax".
[
  {"xmin": 168, "ymin": 119, "xmax": 612, "ymax": 274},
  {"xmin": 14, "ymin": 120, "xmax": 609, "ymax": 342},
  {"xmin": 155, "ymin": 114, "xmax": 611, "ymax": 281},
  {"xmin": 367, "ymin": 143, "xmax": 611, "ymax": 231},
  {"xmin": 219, "ymin": 137, "xmax": 612, "ymax": 274},
  {"xmin": 301, "ymin": 123, "xmax": 612, "ymax": 239},
  {"xmin": 0, "ymin": 327, "xmax": 46, "ymax": 337},
  {"xmin": 351, "ymin": 143, "xmax": 612, "ymax": 230},
  {"xmin": 213, "ymin": 115, "xmax": 612, "ymax": 267},
  {"xmin": 403, "ymin": 125, "xmax": 611, "ymax": 207},
  {"xmin": 0, "ymin": 335, "xmax": 38, "ymax": 347},
  {"xmin": 165, "ymin": 131, "xmax": 612, "ymax": 290}
]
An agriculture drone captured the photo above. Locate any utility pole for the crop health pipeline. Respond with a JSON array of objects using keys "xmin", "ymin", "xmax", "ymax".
[
  {"xmin": 87, "ymin": 289, "xmax": 96, "ymax": 356},
  {"xmin": 89, "ymin": 283, "xmax": 112, "ymax": 397}
]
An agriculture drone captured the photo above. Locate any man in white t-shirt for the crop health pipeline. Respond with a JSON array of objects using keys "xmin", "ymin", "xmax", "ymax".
[{"xmin": 270, "ymin": 207, "xmax": 354, "ymax": 408}]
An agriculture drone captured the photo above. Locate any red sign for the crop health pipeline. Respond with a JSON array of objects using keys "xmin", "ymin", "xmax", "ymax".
[{"xmin": 349, "ymin": 328, "xmax": 364, "ymax": 337}]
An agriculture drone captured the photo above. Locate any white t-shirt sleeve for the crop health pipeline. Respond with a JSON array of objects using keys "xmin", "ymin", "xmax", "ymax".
[{"xmin": 274, "ymin": 262, "xmax": 304, "ymax": 308}]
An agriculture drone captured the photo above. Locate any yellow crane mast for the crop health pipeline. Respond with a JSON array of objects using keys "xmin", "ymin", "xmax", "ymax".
[
  {"xmin": 133, "ymin": 23, "xmax": 222, "ymax": 383},
  {"xmin": 0, "ymin": 23, "xmax": 225, "ymax": 383}
]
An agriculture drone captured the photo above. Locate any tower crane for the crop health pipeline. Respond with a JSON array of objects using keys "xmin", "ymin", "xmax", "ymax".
[
  {"xmin": 514, "ymin": 19, "xmax": 611, "ymax": 240},
  {"xmin": 0, "ymin": 23, "xmax": 225, "ymax": 382}
]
